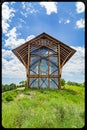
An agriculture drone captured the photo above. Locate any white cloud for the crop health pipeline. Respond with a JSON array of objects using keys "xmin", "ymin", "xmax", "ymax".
[
  {"xmin": 59, "ymin": 19, "xmax": 70, "ymax": 24},
  {"xmin": 76, "ymin": 2, "xmax": 85, "ymax": 13},
  {"xmin": 2, "ymin": 2, "xmax": 15, "ymax": 34},
  {"xmin": 2, "ymin": 49, "xmax": 14, "ymax": 59},
  {"xmin": 6, "ymin": 27, "xmax": 17, "ymax": 38},
  {"xmin": 26, "ymin": 35, "xmax": 35, "ymax": 41},
  {"xmin": 4, "ymin": 27, "xmax": 25, "ymax": 49},
  {"xmin": 2, "ymin": 48, "xmax": 26, "ymax": 78},
  {"xmin": 64, "ymin": 19, "xmax": 70, "ymax": 24},
  {"xmin": 76, "ymin": 19, "xmax": 85, "ymax": 29},
  {"xmin": 21, "ymin": 2, "xmax": 38, "ymax": 17},
  {"xmin": 40, "ymin": 2, "xmax": 57, "ymax": 15},
  {"xmin": 2, "ymin": 20, "xmax": 10, "ymax": 33},
  {"xmin": 4, "ymin": 27, "xmax": 35, "ymax": 49},
  {"xmin": 62, "ymin": 46, "xmax": 85, "ymax": 83},
  {"xmin": 2, "ymin": 56, "xmax": 26, "ymax": 78}
]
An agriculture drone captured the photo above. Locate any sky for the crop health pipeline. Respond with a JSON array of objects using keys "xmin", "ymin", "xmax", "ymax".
[{"xmin": 2, "ymin": 1, "xmax": 85, "ymax": 85}]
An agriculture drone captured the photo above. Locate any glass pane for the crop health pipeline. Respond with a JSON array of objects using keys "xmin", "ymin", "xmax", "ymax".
[
  {"xmin": 40, "ymin": 47, "xmax": 48, "ymax": 57},
  {"xmin": 31, "ymin": 48, "xmax": 39, "ymax": 56},
  {"xmin": 40, "ymin": 59, "xmax": 48, "ymax": 75},
  {"xmin": 50, "ymin": 57, "xmax": 58, "ymax": 66},
  {"xmin": 30, "ymin": 57, "xmax": 38, "ymax": 65},
  {"xmin": 50, "ymin": 62, "xmax": 58, "ymax": 75},
  {"xmin": 50, "ymin": 78, "xmax": 58, "ymax": 89},
  {"xmin": 30, "ymin": 62, "xmax": 38, "ymax": 74},
  {"xmin": 30, "ymin": 78, "xmax": 38, "ymax": 88},
  {"xmin": 31, "ymin": 47, "xmax": 37, "ymax": 52},
  {"xmin": 49, "ymin": 48, "xmax": 57, "ymax": 56},
  {"xmin": 40, "ymin": 78, "xmax": 48, "ymax": 88}
]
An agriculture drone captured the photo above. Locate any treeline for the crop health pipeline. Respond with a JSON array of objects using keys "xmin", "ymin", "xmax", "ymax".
[
  {"xmin": 2, "ymin": 81, "xmax": 26, "ymax": 92},
  {"xmin": 67, "ymin": 81, "xmax": 84, "ymax": 86},
  {"xmin": 61, "ymin": 79, "xmax": 84, "ymax": 87},
  {"xmin": 2, "ymin": 79, "xmax": 84, "ymax": 92}
]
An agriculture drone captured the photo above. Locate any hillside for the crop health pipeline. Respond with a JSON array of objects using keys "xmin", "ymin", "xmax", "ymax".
[{"xmin": 2, "ymin": 85, "xmax": 85, "ymax": 128}]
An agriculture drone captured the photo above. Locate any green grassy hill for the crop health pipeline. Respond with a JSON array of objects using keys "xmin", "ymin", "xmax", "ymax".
[{"xmin": 2, "ymin": 85, "xmax": 85, "ymax": 128}]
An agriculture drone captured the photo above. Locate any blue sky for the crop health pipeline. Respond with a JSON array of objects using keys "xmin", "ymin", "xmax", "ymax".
[{"xmin": 2, "ymin": 2, "xmax": 85, "ymax": 85}]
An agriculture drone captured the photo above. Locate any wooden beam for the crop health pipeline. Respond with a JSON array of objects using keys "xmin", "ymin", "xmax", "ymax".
[
  {"xmin": 28, "ymin": 75, "xmax": 60, "ymax": 78},
  {"xmin": 48, "ymin": 48, "xmax": 50, "ymax": 89},
  {"xmin": 58, "ymin": 44, "xmax": 61, "ymax": 89},
  {"xmin": 61, "ymin": 51, "xmax": 72, "ymax": 67},
  {"xmin": 26, "ymin": 44, "xmax": 30, "ymax": 88},
  {"xmin": 38, "ymin": 48, "xmax": 40, "ymax": 89},
  {"xmin": 16, "ymin": 51, "xmax": 27, "ymax": 68}
]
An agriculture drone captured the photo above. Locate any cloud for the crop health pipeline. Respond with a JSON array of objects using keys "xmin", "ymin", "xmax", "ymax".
[
  {"xmin": 59, "ymin": 19, "xmax": 70, "ymax": 24},
  {"xmin": 76, "ymin": 2, "xmax": 85, "ymax": 13},
  {"xmin": 62, "ymin": 46, "xmax": 85, "ymax": 83},
  {"xmin": 2, "ymin": 2, "xmax": 15, "ymax": 34},
  {"xmin": 76, "ymin": 19, "xmax": 85, "ymax": 29},
  {"xmin": 21, "ymin": 2, "xmax": 38, "ymax": 17},
  {"xmin": 2, "ymin": 49, "xmax": 14, "ymax": 59},
  {"xmin": 2, "ymin": 56, "xmax": 26, "ymax": 78},
  {"xmin": 2, "ymin": 48, "xmax": 26, "ymax": 78},
  {"xmin": 4, "ymin": 27, "xmax": 35, "ymax": 49},
  {"xmin": 40, "ymin": 2, "xmax": 57, "ymax": 15},
  {"xmin": 64, "ymin": 19, "xmax": 70, "ymax": 24},
  {"xmin": 4, "ymin": 27, "xmax": 25, "ymax": 49},
  {"xmin": 26, "ymin": 35, "xmax": 35, "ymax": 41}
]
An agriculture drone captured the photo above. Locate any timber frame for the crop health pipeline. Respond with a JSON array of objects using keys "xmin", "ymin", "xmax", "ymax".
[{"xmin": 12, "ymin": 32, "xmax": 76, "ymax": 89}]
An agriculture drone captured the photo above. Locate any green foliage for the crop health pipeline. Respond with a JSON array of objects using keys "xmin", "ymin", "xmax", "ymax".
[
  {"xmin": 67, "ymin": 81, "xmax": 84, "ymax": 86},
  {"xmin": 18, "ymin": 80, "xmax": 27, "ymax": 88},
  {"xmin": 2, "ymin": 83, "xmax": 17, "ymax": 92},
  {"xmin": 2, "ymin": 85, "xmax": 85, "ymax": 128},
  {"xmin": 9, "ymin": 83, "xmax": 16, "ymax": 90},
  {"xmin": 61, "ymin": 78, "xmax": 66, "ymax": 86},
  {"xmin": 2, "ymin": 90, "xmax": 17, "ymax": 102},
  {"xmin": 5, "ymin": 94, "xmax": 14, "ymax": 101}
]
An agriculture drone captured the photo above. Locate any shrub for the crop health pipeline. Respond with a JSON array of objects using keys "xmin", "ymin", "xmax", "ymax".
[
  {"xmin": 3, "ymin": 91, "xmax": 17, "ymax": 102},
  {"xmin": 5, "ymin": 94, "xmax": 14, "ymax": 101},
  {"xmin": 61, "ymin": 79, "xmax": 66, "ymax": 86}
]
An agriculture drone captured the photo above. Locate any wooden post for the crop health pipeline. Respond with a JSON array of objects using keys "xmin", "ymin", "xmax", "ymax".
[
  {"xmin": 48, "ymin": 47, "xmax": 50, "ymax": 89},
  {"xmin": 27, "ymin": 44, "xmax": 30, "ymax": 88},
  {"xmin": 58, "ymin": 44, "xmax": 61, "ymax": 89},
  {"xmin": 38, "ymin": 48, "xmax": 40, "ymax": 89},
  {"xmin": 26, "ymin": 72, "xmax": 29, "ymax": 89}
]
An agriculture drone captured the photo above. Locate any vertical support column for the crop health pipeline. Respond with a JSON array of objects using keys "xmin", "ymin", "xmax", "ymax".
[
  {"xmin": 38, "ymin": 48, "xmax": 40, "ymax": 89},
  {"xmin": 58, "ymin": 44, "xmax": 61, "ymax": 89},
  {"xmin": 48, "ymin": 47, "xmax": 50, "ymax": 89},
  {"xmin": 27, "ymin": 44, "xmax": 30, "ymax": 88}
]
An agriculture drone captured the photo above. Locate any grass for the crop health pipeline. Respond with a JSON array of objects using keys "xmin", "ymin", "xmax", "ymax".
[{"xmin": 2, "ymin": 85, "xmax": 85, "ymax": 128}]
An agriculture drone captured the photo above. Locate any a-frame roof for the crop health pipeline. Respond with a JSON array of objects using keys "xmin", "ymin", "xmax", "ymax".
[{"xmin": 12, "ymin": 32, "xmax": 76, "ymax": 68}]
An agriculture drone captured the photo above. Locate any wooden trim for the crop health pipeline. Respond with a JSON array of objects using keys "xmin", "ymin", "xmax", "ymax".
[
  {"xmin": 28, "ymin": 75, "xmax": 60, "ymax": 78},
  {"xmin": 38, "ymin": 48, "xmax": 40, "ymax": 89},
  {"xmin": 58, "ymin": 44, "xmax": 61, "ymax": 89},
  {"xmin": 16, "ymin": 51, "xmax": 26, "ymax": 67},
  {"xmin": 48, "ymin": 48, "xmax": 50, "ymax": 88},
  {"xmin": 61, "ymin": 51, "xmax": 72, "ymax": 67},
  {"xmin": 27, "ymin": 44, "xmax": 30, "ymax": 88}
]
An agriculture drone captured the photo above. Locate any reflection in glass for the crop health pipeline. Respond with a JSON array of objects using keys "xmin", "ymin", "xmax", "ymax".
[
  {"xmin": 40, "ymin": 78, "xmax": 48, "ymax": 88},
  {"xmin": 30, "ymin": 78, "xmax": 38, "ymax": 88}
]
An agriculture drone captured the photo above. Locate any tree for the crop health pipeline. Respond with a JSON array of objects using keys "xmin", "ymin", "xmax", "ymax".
[
  {"xmin": 61, "ymin": 78, "xmax": 66, "ymax": 86},
  {"xmin": 67, "ymin": 81, "xmax": 73, "ymax": 86},
  {"xmin": 9, "ymin": 83, "xmax": 16, "ymax": 90},
  {"xmin": 19, "ymin": 80, "xmax": 26, "ymax": 87}
]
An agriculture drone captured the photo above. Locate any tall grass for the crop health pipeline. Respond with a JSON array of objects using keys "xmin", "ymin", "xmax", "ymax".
[{"xmin": 2, "ymin": 85, "xmax": 85, "ymax": 128}]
